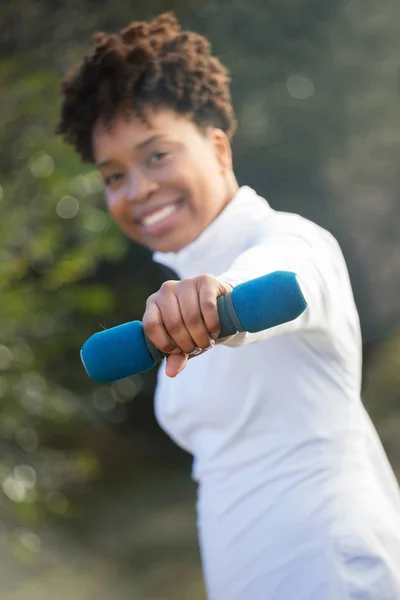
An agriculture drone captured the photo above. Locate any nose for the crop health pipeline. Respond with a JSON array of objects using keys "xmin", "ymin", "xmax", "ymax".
[{"xmin": 126, "ymin": 169, "xmax": 158, "ymax": 206}]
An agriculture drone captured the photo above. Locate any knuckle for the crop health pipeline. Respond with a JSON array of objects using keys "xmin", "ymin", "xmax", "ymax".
[
  {"xmin": 198, "ymin": 273, "xmax": 215, "ymax": 288},
  {"xmin": 160, "ymin": 280, "xmax": 177, "ymax": 294},
  {"xmin": 145, "ymin": 293, "xmax": 156, "ymax": 308}
]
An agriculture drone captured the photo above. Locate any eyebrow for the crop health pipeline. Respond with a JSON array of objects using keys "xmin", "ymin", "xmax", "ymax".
[{"xmin": 96, "ymin": 134, "xmax": 167, "ymax": 168}]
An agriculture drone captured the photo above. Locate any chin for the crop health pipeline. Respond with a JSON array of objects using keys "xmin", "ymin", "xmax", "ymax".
[
  {"xmin": 151, "ymin": 239, "xmax": 187, "ymax": 253},
  {"xmin": 141, "ymin": 230, "xmax": 197, "ymax": 254}
]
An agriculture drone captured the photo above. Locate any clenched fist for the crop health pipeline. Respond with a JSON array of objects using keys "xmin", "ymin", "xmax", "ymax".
[{"xmin": 143, "ymin": 274, "xmax": 233, "ymax": 378}]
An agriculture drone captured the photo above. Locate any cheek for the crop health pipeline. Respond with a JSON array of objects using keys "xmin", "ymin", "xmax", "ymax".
[
  {"xmin": 194, "ymin": 152, "xmax": 224, "ymax": 192},
  {"xmin": 104, "ymin": 190, "xmax": 144, "ymax": 241},
  {"xmin": 104, "ymin": 190, "xmax": 124, "ymax": 220},
  {"xmin": 191, "ymin": 161, "xmax": 225, "ymax": 205}
]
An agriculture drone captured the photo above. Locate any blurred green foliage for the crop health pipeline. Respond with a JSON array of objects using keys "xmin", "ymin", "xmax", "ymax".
[
  {"xmin": 0, "ymin": 9, "xmax": 142, "ymax": 529},
  {"xmin": 0, "ymin": 1, "xmax": 399, "ymax": 591}
]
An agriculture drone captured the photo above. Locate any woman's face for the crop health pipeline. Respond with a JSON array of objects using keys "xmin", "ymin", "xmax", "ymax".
[{"xmin": 92, "ymin": 107, "xmax": 237, "ymax": 253}]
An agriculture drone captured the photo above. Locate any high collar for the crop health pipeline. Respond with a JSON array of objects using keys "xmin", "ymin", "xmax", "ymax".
[{"xmin": 152, "ymin": 186, "xmax": 274, "ymax": 279}]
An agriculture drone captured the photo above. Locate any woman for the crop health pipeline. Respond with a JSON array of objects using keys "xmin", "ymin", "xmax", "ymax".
[{"xmin": 57, "ymin": 12, "xmax": 400, "ymax": 599}]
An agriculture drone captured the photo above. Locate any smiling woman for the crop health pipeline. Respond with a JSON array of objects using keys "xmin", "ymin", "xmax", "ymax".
[{"xmin": 57, "ymin": 11, "xmax": 400, "ymax": 600}]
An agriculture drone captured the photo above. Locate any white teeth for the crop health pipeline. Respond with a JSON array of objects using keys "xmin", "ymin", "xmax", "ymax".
[{"xmin": 142, "ymin": 203, "xmax": 179, "ymax": 227}]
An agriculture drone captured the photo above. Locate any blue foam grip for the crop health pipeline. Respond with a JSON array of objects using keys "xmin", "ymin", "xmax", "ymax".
[
  {"xmin": 231, "ymin": 271, "xmax": 307, "ymax": 333},
  {"xmin": 80, "ymin": 320, "xmax": 155, "ymax": 383}
]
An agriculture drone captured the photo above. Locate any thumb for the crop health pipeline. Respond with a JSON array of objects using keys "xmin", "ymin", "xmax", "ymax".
[{"xmin": 166, "ymin": 352, "xmax": 189, "ymax": 378}]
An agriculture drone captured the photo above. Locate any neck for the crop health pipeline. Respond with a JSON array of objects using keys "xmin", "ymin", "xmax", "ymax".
[{"xmin": 153, "ymin": 185, "xmax": 274, "ymax": 279}]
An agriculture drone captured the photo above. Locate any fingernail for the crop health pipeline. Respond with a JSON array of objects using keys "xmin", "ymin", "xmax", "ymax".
[{"xmin": 190, "ymin": 347, "xmax": 202, "ymax": 356}]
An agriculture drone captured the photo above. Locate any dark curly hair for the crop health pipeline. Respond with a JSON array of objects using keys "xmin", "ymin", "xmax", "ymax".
[{"xmin": 56, "ymin": 12, "xmax": 237, "ymax": 163}]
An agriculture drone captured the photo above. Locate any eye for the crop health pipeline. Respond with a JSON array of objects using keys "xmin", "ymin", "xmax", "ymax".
[
  {"xmin": 104, "ymin": 172, "xmax": 124, "ymax": 186},
  {"xmin": 148, "ymin": 150, "xmax": 168, "ymax": 165}
]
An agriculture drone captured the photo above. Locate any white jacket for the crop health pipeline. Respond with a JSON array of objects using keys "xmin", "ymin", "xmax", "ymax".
[{"xmin": 153, "ymin": 186, "xmax": 400, "ymax": 600}]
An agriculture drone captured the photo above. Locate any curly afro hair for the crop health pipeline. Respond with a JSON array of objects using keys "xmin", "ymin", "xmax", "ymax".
[{"xmin": 57, "ymin": 12, "xmax": 237, "ymax": 163}]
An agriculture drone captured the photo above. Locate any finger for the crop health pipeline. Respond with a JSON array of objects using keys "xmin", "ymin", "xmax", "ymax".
[
  {"xmin": 166, "ymin": 352, "xmax": 188, "ymax": 378},
  {"xmin": 198, "ymin": 281, "xmax": 221, "ymax": 340},
  {"xmin": 142, "ymin": 302, "xmax": 177, "ymax": 354},
  {"xmin": 157, "ymin": 293, "xmax": 197, "ymax": 354},
  {"xmin": 177, "ymin": 281, "xmax": 214, "ymax": 349}
]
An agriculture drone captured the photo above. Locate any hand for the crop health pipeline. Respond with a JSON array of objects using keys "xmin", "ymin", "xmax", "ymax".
[{"xmin": 143, "ymin": 275, "xmax": 233, "ymax": 378}]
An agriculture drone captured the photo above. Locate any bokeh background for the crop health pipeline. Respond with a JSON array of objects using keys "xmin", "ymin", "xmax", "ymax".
[{"xmin": 1, "ymin": 1, "xmax": 400, "ymax": 598}]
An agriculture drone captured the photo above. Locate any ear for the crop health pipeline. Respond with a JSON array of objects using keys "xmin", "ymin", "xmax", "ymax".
[{"xmin": 211, "ymin": 128, "xmax": 233, "ymax": 173}]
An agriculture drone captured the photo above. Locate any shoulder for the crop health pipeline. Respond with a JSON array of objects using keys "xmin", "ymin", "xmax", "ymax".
[
  {"xmin": 256, "ymin": 207, "xmax": 344, "ymax": 261},
  {"xmin": 273, "ymin": 209, "xmax": 336, "ymax": 241}
]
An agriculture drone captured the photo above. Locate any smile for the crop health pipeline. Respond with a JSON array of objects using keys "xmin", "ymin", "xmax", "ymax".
[{"xmin": 138, "ymin": 199, "xmax": 184, "ymax": 234}]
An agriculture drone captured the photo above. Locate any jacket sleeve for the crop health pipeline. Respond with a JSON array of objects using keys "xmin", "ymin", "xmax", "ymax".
[{"xmin": 216, "ymin": 224, "xmax": 358, "ymax": 347}]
